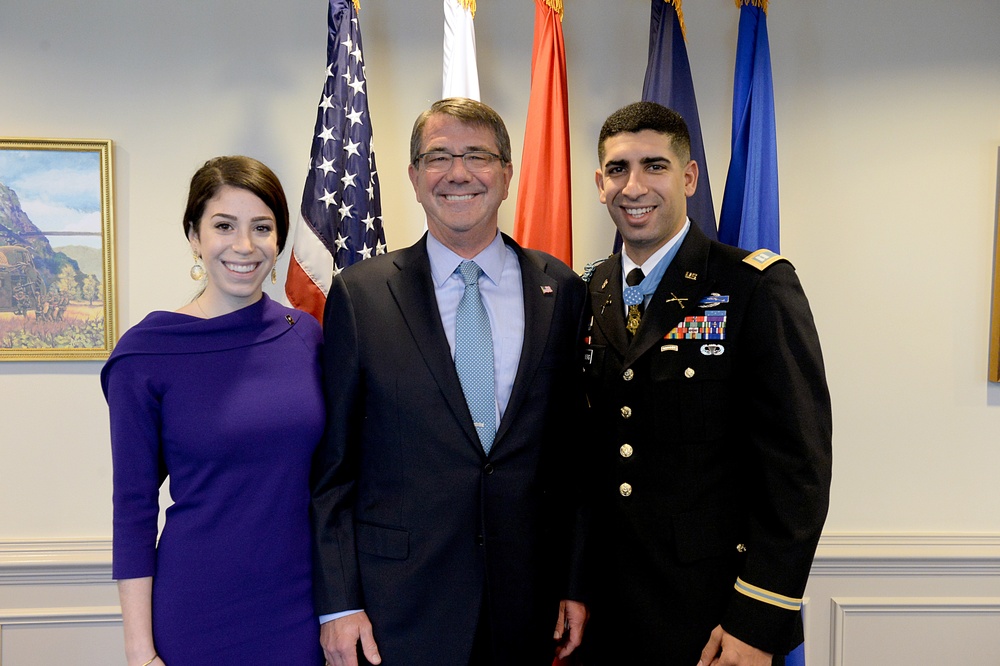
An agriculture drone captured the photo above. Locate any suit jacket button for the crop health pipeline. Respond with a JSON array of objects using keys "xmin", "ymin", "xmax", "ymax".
[
  {"xmin": 483, "ymin": 463, "xmax": 495, "ymax": 475},
  {"xmin": 476, "ymin": 534, "xmax": 485, "ymax": 546},
  {"xmin": 619, "ymin": 482, "xmax": 632, "ymax": 497}
]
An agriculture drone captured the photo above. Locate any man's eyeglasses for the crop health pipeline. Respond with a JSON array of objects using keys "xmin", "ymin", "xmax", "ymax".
[{"xmin": 416, "ymin": 151, "xmax": 503, "ymax": 173}]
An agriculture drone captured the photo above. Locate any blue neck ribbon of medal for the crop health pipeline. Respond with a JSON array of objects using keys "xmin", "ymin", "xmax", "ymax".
[{"xmin": 622, "ymin": 225, "xmax": 689, "ymax": 307}]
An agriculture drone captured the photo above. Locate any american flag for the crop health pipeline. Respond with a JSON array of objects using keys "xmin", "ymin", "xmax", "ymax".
[{"xmin": 285, "ymin": 0, "xmax": 385, "ymax": 322}]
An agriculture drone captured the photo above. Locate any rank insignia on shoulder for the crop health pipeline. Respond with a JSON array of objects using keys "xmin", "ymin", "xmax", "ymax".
[
  {"xmin": 743, "ymin": 249, "xmax": 788, "ymax": 271},
  {"xmin": 698, "ymin": 293, "xmax": 729, "ymax": 308}
]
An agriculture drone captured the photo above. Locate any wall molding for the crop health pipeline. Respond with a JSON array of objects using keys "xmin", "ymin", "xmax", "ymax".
[
  {"xmin": 0, "ymin": 539, "xmax": 111, "ymax": 585},
  {"xmin": 813, "ymin": 533, "xmax": 1000, "ymax": 576},
  {"xmin": 2, "ymin": 533, "xmax": 1000, "ymax": 585},
  {"xmin": 0, "ymin": 605, "xmax": 121, "ymax": 625}
]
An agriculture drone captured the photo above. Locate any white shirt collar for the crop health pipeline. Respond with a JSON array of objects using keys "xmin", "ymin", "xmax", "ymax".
[{"xmin": 621, "ymin": 218, "xmax": 691, "ymax": 280}]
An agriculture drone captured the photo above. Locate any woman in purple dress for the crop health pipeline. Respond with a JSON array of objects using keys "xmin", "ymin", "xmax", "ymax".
[{"xmin": 101, "ymin": 156, "xmax": 325, "ymax": 665}]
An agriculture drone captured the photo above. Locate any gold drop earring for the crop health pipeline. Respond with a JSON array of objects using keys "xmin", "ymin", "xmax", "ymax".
[{"xmin": 190, "ymin": 253, "xmax": 206, "ymax": 281}]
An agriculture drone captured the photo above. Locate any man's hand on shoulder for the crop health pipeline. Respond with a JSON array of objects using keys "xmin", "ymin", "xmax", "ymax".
[
  {"xmin": 321, "ymin": 611, "xmax": 381, "ymax": 666},
  {"xmin": 697, "ymin": 625, "xmax": 772, "ymax": 666}
]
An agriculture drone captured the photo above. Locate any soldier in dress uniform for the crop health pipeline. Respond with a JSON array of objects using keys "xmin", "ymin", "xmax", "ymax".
[{"xmin": 580, "ymin": 101, "xmax": 832, "ymax": 666}]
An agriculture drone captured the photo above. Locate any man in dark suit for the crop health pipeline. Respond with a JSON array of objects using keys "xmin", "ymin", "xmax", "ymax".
[
  {"xmin": 311, "ymin": 97, "xmax": 588, "ymax": 666},
  {"xmin": 580, "ymin": 101, "xmax": 832, "ymax": 665}
]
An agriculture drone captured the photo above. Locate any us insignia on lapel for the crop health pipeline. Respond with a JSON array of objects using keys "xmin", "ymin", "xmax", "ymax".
[{"xmin": 665, "ymin": 311, "xmax": 726, "ymax": 340}]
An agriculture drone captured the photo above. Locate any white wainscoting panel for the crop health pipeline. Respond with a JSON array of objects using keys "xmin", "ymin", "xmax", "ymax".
[
  {"xmin": 0, "ymin": 539, "xmax": 122, "ymax": 666},
  {"xmin": 3, "ymin": 535, "xmax": 1000, "ymax": 665},
  {"xmin": 0, "ymin": 607, "xmax": 123, "ymax": 666},
  {"xmin": 805, "ymin": 534, "xmax": 1000, "ymax": 665},
  {"xmin": 830, "ymin": 597, "xmax": 1000, "ymax": 666}
]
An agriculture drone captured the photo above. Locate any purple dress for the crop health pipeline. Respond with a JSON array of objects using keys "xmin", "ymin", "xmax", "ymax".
[{"xmin": 101, "ymin": 295, "xmax": 324, "ymax": 665}]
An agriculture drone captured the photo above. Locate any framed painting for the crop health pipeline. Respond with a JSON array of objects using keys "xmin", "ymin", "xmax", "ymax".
[
  {"xmin": 0, "ymin": 138, "xmax": 116, "ymax": 361},
  {"xmin": 990, "ymin": 147, "xmax": 1000, "ymax": 381}
]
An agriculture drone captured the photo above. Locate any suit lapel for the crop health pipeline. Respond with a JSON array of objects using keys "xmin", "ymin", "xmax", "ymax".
[
  {"xmin": 387, "ymin": 235, "xmax": 482, "ymax": 448},
  {"xmin": 494, "ymin": 235, "xmax": 555, "ymax": 446},
  {"xmin": 590, "ymin": 256, "xmax": 630, "ymax": 357},
  {"xmin": 624, "ymin": 225, "xmax": 713, "ymax": 369}
]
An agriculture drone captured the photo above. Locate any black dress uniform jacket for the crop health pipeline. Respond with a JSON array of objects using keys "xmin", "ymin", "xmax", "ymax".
[{"xmin": 581, "ymin": 224, "xmax": 832, "ymax": 664}]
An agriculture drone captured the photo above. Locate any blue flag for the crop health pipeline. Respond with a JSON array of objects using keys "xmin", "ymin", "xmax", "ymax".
[
  {"xmin": 786, "ymin": 641, "xmax": 805, "ymax": 666},
  {"xmin": 722, "ymin": 7, "xmax": 805, "ymax": 661},
  {"xmin": 286, "ymin": 0, "xmax": 385, "ymax": 322},
  {"xmin": 642, "ymin": 0, "xmax": 717, "ymax": 241},
  {"xmin": 718, "ymin": 2, "xmax": 779, "ymax": 252}
]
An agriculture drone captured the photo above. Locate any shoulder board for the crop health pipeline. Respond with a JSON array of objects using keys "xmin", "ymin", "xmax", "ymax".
[
  {"xmin": 742, "ymin": 249, "xmax": 788, "ymax": 271},
  {"xmin": 580, "ymin": 256, "xmax": 610, "ymax": 283}
]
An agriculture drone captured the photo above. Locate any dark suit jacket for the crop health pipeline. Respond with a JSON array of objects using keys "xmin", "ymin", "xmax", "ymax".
[
  {"xmin": 311, "ymin": 233, "xmax": 588, "ymax": 666},
  {"xmin": 582, "ymin": 224, "xmax": 832, "ymax": 664}
]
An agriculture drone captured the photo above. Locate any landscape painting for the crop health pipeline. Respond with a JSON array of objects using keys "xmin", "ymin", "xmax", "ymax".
[{"xmin": 0, "ymin": 138, "xmax": 116, "ymax": 360}]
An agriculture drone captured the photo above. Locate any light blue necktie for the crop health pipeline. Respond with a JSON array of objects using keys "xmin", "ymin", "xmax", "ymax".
[{"xmin": 455, "ymin": 261, "xmax": 496, "ymax": 454}]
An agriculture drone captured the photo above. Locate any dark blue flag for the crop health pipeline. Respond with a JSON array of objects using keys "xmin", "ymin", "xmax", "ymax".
[
  {"xmin": 286, "ymin": 0, "xmax": 385, "ymax": 322},
  {"xmin": 718, "ymin": 2, "xmax": 779, "ymax": 252},
  {"xmin": 642, "ymin": 0, "xmax": 717, "ymax": 241}
]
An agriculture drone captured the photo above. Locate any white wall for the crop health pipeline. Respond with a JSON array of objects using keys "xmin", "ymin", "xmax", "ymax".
[{"xmin": 2, "ymin": 1, "xmax": 1000, "ymax": 663}]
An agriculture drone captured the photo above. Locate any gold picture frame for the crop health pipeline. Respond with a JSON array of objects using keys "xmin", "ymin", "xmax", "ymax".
[
  {"xmin": 989, "ymin": 147, "xmax": 1000, "ymax": 381},
  {"xmin": 0, "ymin": 138, "xmax": 116, "ymax": 361}
]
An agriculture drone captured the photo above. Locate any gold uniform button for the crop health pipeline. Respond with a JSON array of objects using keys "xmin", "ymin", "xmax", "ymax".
[
  {"xmin": 684, "ymin": 367, "xmax": 695, "ymax": 378},
  {"xmin": 736, "ymin": 543, "xmax": 747, "ymax": 553},
  {"xmin": 620, "ymin": 406, "xmax": 632, "ymax": 419},
  {"xmin": 623, "ymin": 368, "xmax": 634, "ymax": 381},
  {"xmin": 619, "ymin": 482, "xmax": 632, "ymax": 497},
  {"xmin": 619, "ymin": 443, "xmax": 633, "ymax": 458}
]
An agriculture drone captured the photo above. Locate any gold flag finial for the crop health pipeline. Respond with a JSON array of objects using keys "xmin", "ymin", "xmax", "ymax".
[
  {"xmin": 543, "ymin": 0, "xmax": 564, "ymax": 20},
  {"xmin": 665, "ymin": 0, "xmax": 687, "ymax": 41},
  {"xmin": 458, "ymin": 0, "xmax": 477, "ymax": 18},
  {"xmin": 735, "ymin": 0, "xmax": 769, "ymax": 14}
]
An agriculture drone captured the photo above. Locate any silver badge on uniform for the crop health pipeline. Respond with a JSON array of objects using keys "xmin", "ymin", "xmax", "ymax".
[{"xmin": 700, "ymin": 344, "xmax": 725, "ymax": 356}]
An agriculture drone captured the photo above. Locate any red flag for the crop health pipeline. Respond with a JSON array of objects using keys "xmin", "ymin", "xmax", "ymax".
[{"xmin": 513, "ymin": 0, "xmax": 572, "ymax": 267}]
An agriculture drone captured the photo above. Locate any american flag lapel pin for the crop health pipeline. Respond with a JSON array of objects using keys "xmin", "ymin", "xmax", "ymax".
[{"xmin": 540, "ymin": 285, "xmax": 554, "ymax": 295}]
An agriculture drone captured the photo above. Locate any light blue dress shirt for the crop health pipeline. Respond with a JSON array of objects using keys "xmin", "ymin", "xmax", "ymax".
[{"xmin": 426, "ymin": 230, "xmax": 524, "ymax": 423}]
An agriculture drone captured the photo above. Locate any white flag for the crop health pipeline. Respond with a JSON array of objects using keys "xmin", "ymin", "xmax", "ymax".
[{"xmin": 442, "ymin": 0, "xmax": 480, "ymax": 100}]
